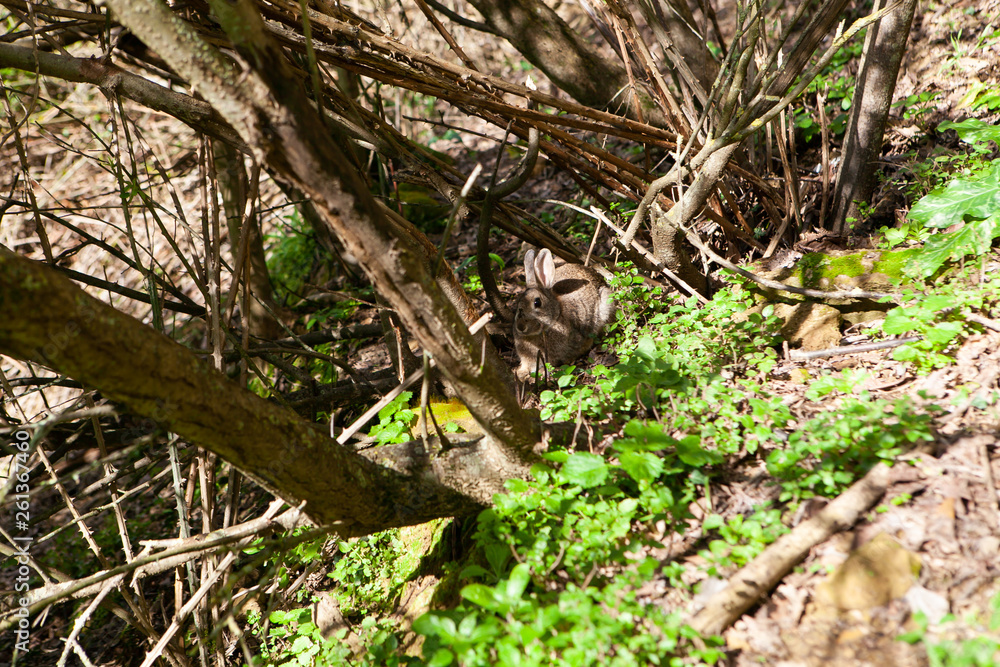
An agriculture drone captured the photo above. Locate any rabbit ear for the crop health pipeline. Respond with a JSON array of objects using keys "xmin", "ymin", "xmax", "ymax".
[
  {"xmin": 534, "ymin": 249, "xmax": 556, "ymax": 289},
  {"xmin": 524, "ymin": 249, "xmax": 537, "ymax": 288}
]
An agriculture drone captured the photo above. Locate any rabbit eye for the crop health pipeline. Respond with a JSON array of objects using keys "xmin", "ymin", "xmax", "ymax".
[{"xmin": 533, "ymin": 297, "xmax": 542, "ymax": 308}]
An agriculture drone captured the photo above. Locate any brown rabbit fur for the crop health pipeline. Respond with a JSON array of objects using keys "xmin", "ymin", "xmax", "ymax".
[{"xmin": 512, "ymin": 248, "xmax": 615, "ymax": 380}]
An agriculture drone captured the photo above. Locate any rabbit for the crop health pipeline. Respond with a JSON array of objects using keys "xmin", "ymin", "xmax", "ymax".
[{"xmin": 512, "ymin": 248, "xmax": 615, "ymax": 380}]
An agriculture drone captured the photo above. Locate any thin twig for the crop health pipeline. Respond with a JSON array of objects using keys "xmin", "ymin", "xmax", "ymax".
[
  {"xmin": 967, "ymin": 312, "xmax": 1000, "ymax": 332},
  {"xmin": 335, "ymin": 313, "xmax": 492, "ymax": 445}
]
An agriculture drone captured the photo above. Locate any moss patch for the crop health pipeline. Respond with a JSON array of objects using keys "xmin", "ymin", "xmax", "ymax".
[{"xmin": 760, "ymin": 249, "xmax": 922, "ymax": 292}]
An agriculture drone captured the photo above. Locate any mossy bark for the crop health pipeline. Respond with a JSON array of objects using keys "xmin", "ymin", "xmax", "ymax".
[{"xmin": 0, "ymin": 249, "xmax": 531, "ymax": 534}]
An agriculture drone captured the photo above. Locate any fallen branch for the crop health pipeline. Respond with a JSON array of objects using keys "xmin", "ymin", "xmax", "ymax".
[
  {"xmin": 788, "ymin": 336, "xmax": 920, "ymax": 361},
  {"xmin": 689, "ymin": 462, "xmax": 891, "ymax": 637}
]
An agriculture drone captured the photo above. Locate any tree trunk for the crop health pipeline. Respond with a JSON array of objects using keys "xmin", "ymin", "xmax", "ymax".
[
  {"xmin": 465, "ymin": 0, "xmax": 659, "ymax": 122},
  {"xmin": 655, "ymin": 0, "xmax": 719, "ymax": 94},
  {"xmin": 650, "ymin": 205, "xmax": 708, "ymax": 295},
  {"xmin": 0, "ymin": 249, "xmax": 532, "ymax": 535},
  {"xmin": 830, "ymin": 0, "xmax": 918, "ymax": 234}
]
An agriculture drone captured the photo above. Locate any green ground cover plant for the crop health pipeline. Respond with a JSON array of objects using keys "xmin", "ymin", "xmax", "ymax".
[
  {"xmin": 303, "ymin": 267, "xmax": 952, "ymax": 665},
  {"xmin": 899, "ymin": 592, "xmax": 1000, "ymax": 667}
]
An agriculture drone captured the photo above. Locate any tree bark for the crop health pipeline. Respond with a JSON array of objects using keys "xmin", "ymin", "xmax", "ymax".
[
  {"xmin": 655, "ymin": 0, "xmax": 719, "ymax": 95},
  {"xmin": 830, "ymin": 0, "xmax": 918, "ymax": 234},
  {"xmin": 0, "ymin": 249, "xmax": 529, "ymax": 535},
  {"xmin": 650, "ymin": 206, "xmax": 708, "ymax": 296},
  {"xmin": 102, "ymin": 0, "xmax": 540, "ymax": 459},
  {"xmin": 465, "ymin": 0, "xmax": 660, "ymax": 123},
  {"xmin": 648, "ymin": 142, "xmax": 740, "ymax": 294}
]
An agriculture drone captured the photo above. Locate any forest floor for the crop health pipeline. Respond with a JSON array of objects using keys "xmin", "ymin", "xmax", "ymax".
[
  {"xmin": 709, "ymin": 3, "xmax": 1000, "ymax": 659},
  {"xmin": 346, "ymin": 1, "xmax": 1000, "ymax": 664},
  {"xmin": 2, "ymin": 0, "xmax": 1000, "ymax": 665}
]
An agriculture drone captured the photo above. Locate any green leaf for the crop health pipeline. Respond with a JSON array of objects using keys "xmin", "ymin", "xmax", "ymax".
[
  {"xmin": 924, "ymin": 321, "xmax": 963, "ymax": 345},
  {"xmin": 634, "ymin": 335, "xmax": 658, "ymax": 361},
  {"xmin": 289, "ymin": 636, "xmax": 314, "ymax": 654},
  {"xmin": 541, "ymin": 450, "xmax": 569, "ymax": 464},
  {"xmin": 412, "ymin": 613, "xmax": 445, "ymax": 637},
  {"xmin": 908, "ymin": 163, "xmax": 1000, "ymax": 229},
  {"xmin": 504, "ymin": 563, "xmax": 531, "ymax": 601},
  {"xmin": 676, "ymin": 435, "xmax": 720, "ymax": 467},
  {"xmin": 459, "ymin": 564, "xmax": 488, "ymax": 579},
  {"xmin": 619, "ymin": 450, "xmax": 665, "ymax": 483},
  {"xmin": 427, "ymin": 648, "xmax": 456, "ymax": 667},
  {"xmin": 619, "ymin": 420, "xmax": 675, "ymax": 450},
  {"xmin": 618, "ymin": 497, "xmax": 639, "ymax": 513},
  {"xmin": 938, "ymin": 119, "xmax": 1000, "ymax": 146},
  {"xmin": 882, "ymin": 308, "xmax": 917, "ymax": 334},
  {"xmin": 485, "ymin": 543, "xmax": 510, "ymax": 577},
  {"xmin": 920, "ymin": 295, "xmax": 960, "ymax": 312},
  {"xmin": 269, "ymin": 609, "xmax": 300, "ymax": 624},
  {"xmin": 560, "ymin": 453, "xmax": 609, "ymax": 487},
  {"xmin": 374, "ymin": 421, "xmax": 404, "ymax": 444},
  {"xmin": 460, "ymin": 583, "xmax": 498, "ymax": 610},
  {"xmin": 907, "ymin": 215, "xmax": 1000, "ymax": 278},
  {"xmin": 377, "ymin": 391, "xmax": 413, "ymax": 421}
]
